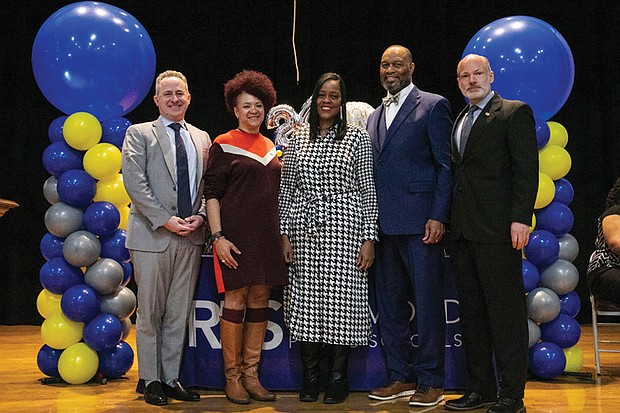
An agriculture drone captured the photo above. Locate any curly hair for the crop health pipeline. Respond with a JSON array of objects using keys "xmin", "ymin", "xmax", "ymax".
[
  {"xmin": 223, "ymin": 70, "xmax": 277, "ymax": 115},
  {"xmin": 605, "ymin": 177, "xmax": 620, "ymax": 209}
]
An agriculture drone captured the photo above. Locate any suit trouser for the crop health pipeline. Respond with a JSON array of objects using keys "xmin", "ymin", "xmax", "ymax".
[
  {"xmin": 131, "ymin": 235, "xmax": 202, "ymax": 383},
  {"xmin": 372, "ymin": 233, "xmax": 445, "ymax": 388},
  {"xmin": 450, "ymin": 238, "xmax": 528, "ymax": 399}
]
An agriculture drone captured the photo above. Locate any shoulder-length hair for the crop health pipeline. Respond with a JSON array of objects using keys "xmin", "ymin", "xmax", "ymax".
[{"xmin": 308, "ymin": 72, "xmax": 347, "ymax": 140}]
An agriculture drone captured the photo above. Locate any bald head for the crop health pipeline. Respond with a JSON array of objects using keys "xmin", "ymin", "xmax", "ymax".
[{"xmin": 380, "ymin": 45, "xmax": 415, "ymax": 94}]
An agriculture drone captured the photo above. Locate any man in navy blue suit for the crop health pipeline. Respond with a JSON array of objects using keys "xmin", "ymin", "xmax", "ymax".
[{"xmin": 366, "ymin": 45, "xmax": 453, "ymax": 407}]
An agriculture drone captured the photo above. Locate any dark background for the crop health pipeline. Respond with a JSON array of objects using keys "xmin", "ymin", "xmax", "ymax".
[{"xmin": 1, "ymin": 0, "xmax": 619, "ymax": 325}]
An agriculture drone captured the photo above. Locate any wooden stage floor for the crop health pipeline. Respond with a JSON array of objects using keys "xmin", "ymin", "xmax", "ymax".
[{"xmin": 1, "ymin": 324, "xmax": 619, "ymax": 412}]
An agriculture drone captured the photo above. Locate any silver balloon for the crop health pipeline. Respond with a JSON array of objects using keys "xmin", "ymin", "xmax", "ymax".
[
  {"xmin": 526, "ymin": 287, "xmax": 561, "ymax": 323},
  {"xmin": 44, "ymin": 202, "xmax": 84, "ymax": 238},
  {"xmin": 85, "ymin": 258, "xmax": 123, "ymax": 295},
  {"xmin": 558, "ymin": 233, "xmax": 579, "ymax": 262},
  {"xmin": 527, "ymin": 318, "xmax": 541, "ymax": 348},
  {"xmin": 62, "ymin": 230, "xmax": 101, "ymax": 267},
  {"xmin": 121, "ymin": 318, "xmax": 132, "ymax": 340},
  {"xmin": 540, "ymin": 259, "xmax": 579, "ymax": 295},
  {"xmin": 346, "ymin": 101, "xmax": 375, "ymax": 129},
  {"xmin": 100, "ymin": 286, "xmax": 136, "ymax": 320},
  {"xmin": 43, "ymin": 176, "xmax": 60, "ymax": 204}
]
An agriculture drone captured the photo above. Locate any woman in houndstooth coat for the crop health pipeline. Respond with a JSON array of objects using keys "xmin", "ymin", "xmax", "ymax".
[{"xmin": 279, "ymin": 73, "xmax": 378, "ymax": 404}]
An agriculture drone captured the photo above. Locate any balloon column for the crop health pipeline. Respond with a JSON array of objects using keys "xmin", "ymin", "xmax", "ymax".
[
  {"xmin": 34, "ymin": 2, "xmax": 155, "ymax": 384},
  {"xmin": 463, "ymin": 16, "xmax": 581, "ymax": 379}
]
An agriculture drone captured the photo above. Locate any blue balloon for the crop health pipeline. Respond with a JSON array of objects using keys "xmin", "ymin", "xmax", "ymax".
[
  {"xmin": 121, "ymin": 262, "xmax": 133, "ymax": 287},
  {"xmin": 529, "ymin": 341, "xmax": 566, "ymax": 379},
  {"xmin": 554, "ymin": 178, "xmax": 574, "ymax": 205},
  {"xmin": 37, "ymin": 344, "xmax": 63, "ymax": 377},
  {"xmin": 101, "ymin": 117, "xmax": 132, "ymax": 149},
  {"xmin": 524, "ymin": 230, "xmax": 560, "ymax": 268},
  {"xmin": 61, "ymin": 284, "xmax": 101, "ymax": 323},
  {"xmin": 83, "ymin": 313, "xmax": 123, "ymax": 352},
  {"xmin": 98, "ymin": 340, "xmax": 134, "ymax": 378},
  {"xmin": 559, "ymin": 290, "xmax": 581, "ymax": 318},
  {"xmin": 40, "ymin": 232, "xmax": 65, "ymax": 260},
  {"xmin": 540, "ymin": 314, "xmax": 581, "ymax": 348},
  {"xmin": 100, "ymin": 230, "xmax": 130, "ymax": 263},
  {"xmin": 42, "ymin": 142, "xmax": 84, "ymax": 177},
  {"xmin": 535, "ymin": 119, "xmax": 550, "ymax": 149},
  {"xmin": 31, "ymin": 2, "xmax": 156, "ymax": 121},
  {"xmin": 39, "ymin": 257, "xmax": 83, "ymax": 295},
  {"xmin": 57, "ymin": 169, "xmax": 97, "ymax": 209},
  {"xmin": 463, "ymin": 16, "xmax": 575, "ymax": 120},
  {"xmin": 84, "ymin": 202, "xmax": 121, "ymax": 237},
  {"xmin": 536, "ymin": 202, "xmax": 574, "ymax": 237},
  {"xmin": 48, "ymin": 116, "xmax": 68, "ymax": 143},
  {"xmin": 522, "ymin": 259, "xmax": 540, "ymax": 293}
]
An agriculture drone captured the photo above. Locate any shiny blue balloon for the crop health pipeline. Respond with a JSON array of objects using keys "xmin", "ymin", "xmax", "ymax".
[
  {"xmin": 84, "ymin": 202, "xmax": 120, "ymax": 237},
  {"xmin": 37, "ymin": 344, "xmax": 63, "ymax": 377},
  {"xmin": 32, "ymin": 2, "xmax": 156, "ymax": 121},
  {"xmin": 39, "ymin": 257, "xmax": 83, "ymax": 295},
  {"xmin": 61, "ymin": 284, "xmax": 101, "ymax": 323},
  {"xmin": 540, "ymin": 314, "xmax": 581, "ymax": 348},
  {"xmin": 463, "ymin": 16, "xmax": 575, "ymax": 120},
  {"xmin": 559, "ymin": 290, "xmax": 581, "ymax": 318},
  {"xmin": 101, "ymin": 117, "xmax": 132, "ymax": 149},
  {"xmin": 42, "ymin": 142, "xmax": 84, "ymax": 177},
  {"xmin": 57, "ymin": 169, "xmax": 97, "ymax": 209},
  {"xmin": 536, "ymin": 202, "xmax": 574, "ymax": 237},
  {"xmin": 100, "ymin": 229, "xmax": 130, "ymax": 263},
  {"xmin": 97, "ymin": 340, "xmax": 134, "ymax": 378},
  {"xmin": 121, "ymin": 262, "xmax": 132, "ymax": 287},
  {"xmin": 40, "ymin": 232, "xmax": 65, "ymax": 260},
  {"xmin": 48, "ymin": 116, "xmax": 68, "ymax": 143},
  {"xmin": 554, "ymin": 178, "xmax": 574, "ymax": 205},
  {"xmin": 529, "ymin": 341, "xmax": 566, "ymax": 379},
  {"xmin": 524, "ymin": 230, "xmax": 559, "ymax": 268},
  {"xmin": 535, "ymin": 119, "xmax": 550, "ymax": 149},
  {"xmin": 83, "ymin": 313, "xmax": 123, "ymax": 352},
  {"xmin": 522, "ymin": 259, "xmax": 540, "ymax": 293}
]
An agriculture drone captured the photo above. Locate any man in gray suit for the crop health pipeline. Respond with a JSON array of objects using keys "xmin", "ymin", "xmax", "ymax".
[{"xmin": 122, "ymin": 70, "xmax": 210, "ymax": 406}]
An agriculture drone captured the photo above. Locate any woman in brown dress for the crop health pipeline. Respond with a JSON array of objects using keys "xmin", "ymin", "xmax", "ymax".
[{"xmin": 203, "ymin": 70, "xmax": 288, "ymax": 404}]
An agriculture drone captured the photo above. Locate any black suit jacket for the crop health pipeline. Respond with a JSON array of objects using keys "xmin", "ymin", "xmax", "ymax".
[{"xmin": 450, "ymin": 93, "xmax": 538, "ymax": 243}]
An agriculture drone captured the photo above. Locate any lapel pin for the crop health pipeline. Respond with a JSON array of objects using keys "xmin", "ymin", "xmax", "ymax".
[{"xmin": 485, "ymin": 112, "xmax": 490, "ymax": 117}]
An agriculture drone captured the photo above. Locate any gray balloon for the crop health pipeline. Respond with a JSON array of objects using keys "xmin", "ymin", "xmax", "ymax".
[
  {"xmin": 62, "ymin": 230, "xmax": 101, "ymax": 267},
  {"xmin": 44, "ymin": 202, "xmax": 83, "ymax": 238},
  {"xmin": 85, "ymin": 258, "xmax": 123, "ymax": 295},
  {"xmin": 558, "ymin": 233, "xmax": 579, "ymax": 262},
  {"xmin": 100, "ymin": 286, "xmax": 136, "ymax": 320},
  {"xmin": 121, "ymin": 318, "xmax": 132, "ymax": 340},
  {"xmin": 540, "ymin": 259, "xmax": 579, "ymax": 295},
  {"xmin": 527, "ymin": 287, "xmax": 561, "ymax": 323},
  {"xmin": 43, "ymin": 176, "xmax": 60, "ymax": 204},
  {"xmin": 527, "ymin": 318, "xmax": 541, "ymax": 348}
]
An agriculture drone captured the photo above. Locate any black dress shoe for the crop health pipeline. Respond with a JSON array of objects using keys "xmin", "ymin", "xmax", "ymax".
[
  {"xmin": 163, "ymin": 379, "xmax": 200, "ymax": 402},
  {"xmin": 487, "ymin": 397, "xmax": 526, "ymax": 413},
  {"xmin": 144, "ymin": 381, "xmax": 168, "ymax": 406},
  {"xmin": 445, "ymin": 392, "xmax": 495, "ymax": 411}
]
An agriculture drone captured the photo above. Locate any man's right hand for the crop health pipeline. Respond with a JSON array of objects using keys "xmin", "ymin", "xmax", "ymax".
[{"xmin": 163, "ymin": 216, "xmax": 193, "ymax": 236}]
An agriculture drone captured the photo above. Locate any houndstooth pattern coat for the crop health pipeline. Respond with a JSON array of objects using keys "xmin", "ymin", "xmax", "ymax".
[{"xmin": 279, "ymin": 124, "xmax": 378, "ymax": 345}]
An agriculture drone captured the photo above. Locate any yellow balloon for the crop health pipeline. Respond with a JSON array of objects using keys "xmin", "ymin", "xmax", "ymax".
[
  {"xmin": 36, "ymin": 289, "xmax": 62, "ymax": 319},
  {"xmin": 535, "ymin": 172, "xmax": 555, "ymax": 209},
  {"xmin": 563, "ymin": 345, "xmax": 583, "ymax": 372},
  {"xmin": 58, "ymin": 343, "xmax": 99, "ymax": 384},
  {"xmin": 63, "ymin": 112, "xmax": 102, "ymax": 151},
  {"xmin": 530, "ymin": 213, "xmax": 536, "ymax": 233},
  {"xmin": 94, "ymin": 174, "xmax": 131, "ymax": 208},
  {"xmin": 40, "ymin": 311, "xmax": 84, "ymax": 350},
  {"xmin": 547, "ymin": 121, "xmax": 569, "ymax": 148},
  {"xmin": 83, "ymin": 143, "xmax": 122, "ymax": 180},
  {"xmin": 117, "ymin": 205, "xmax": 130, "ymax": 230},
  {"xmin": 539, "ymin": 145, "xmax": 572, "ymax": 180}
]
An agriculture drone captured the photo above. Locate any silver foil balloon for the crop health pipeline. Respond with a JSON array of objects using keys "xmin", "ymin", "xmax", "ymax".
[
  {"xmin": 85, "ymin": 258, "xmax": 124, "ymax": 295},
  {"xmin": 527, "ymin": 287, "xmax": 561, "ymax": 323},
  {"xmin": 44, "ymin": 202, "xmax": 84, "ymax": 238}
]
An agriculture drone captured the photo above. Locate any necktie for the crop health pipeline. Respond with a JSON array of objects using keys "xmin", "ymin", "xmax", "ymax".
[
  {"xmin": 382, "ymin": 93, "xmax": 400, "ymax": 107},
  {"xmin": 169, "ymin": 123, "xmax": 192, "ymax": 218},
  {"xmin": 459, "ymin": 105, "xmax": 479, "ymax": 156}
]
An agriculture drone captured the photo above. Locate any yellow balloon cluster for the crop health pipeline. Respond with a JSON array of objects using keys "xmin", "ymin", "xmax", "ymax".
[
  {"xmin": 63, "ymin": 112, "xmax": 102, "ymax": 151},
  {"xmin": 547, "ymin": 121, "xmax": 569, "ymax": 148},
  {"xmin": 83, "ymin": 143, "xmax": 122, "ymax": 180},
  {"xmin": 40, "ymin": 311, "xmax": 84, "ymax": 350},
  {"xmin": 58, "ymin": 343, "xmax": 99, "ymax": 384},
  {"xmin": 94, "ymin": 173, "xmax": 131, "ymax": 208},
  {"xmin": 539, "ymin": 144, "xmax": 571, "ymax": 180},
  {"xmin": 563, "ymin": 345, "xmax": 583, "ymax": 372},
  {"xmin": 36, "ymin": 289, "xmax": 62, "ymax": 319},
  {"xmin": 535, "ymin": 172, "xmax": 555, "ymax": 209}
]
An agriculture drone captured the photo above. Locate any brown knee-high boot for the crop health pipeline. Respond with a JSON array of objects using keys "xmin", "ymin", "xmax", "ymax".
[
  {"xmin": 220, "ymin": 317, "xmax": 251, "ymax": 404},
  {"xmin": 242, "ymin": 308, "xmax": 276, "ymax": 401}
]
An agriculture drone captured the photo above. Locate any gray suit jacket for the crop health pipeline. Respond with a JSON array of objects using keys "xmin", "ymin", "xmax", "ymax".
[{"xmin": 122, "ymin": 116, "xmax": 211, "ymax": 252}]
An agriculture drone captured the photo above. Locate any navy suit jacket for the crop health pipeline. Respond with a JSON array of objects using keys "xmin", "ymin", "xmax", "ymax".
[{"xmin": 367, "ymin": 85, "xmax": 453, "ymax": 235}]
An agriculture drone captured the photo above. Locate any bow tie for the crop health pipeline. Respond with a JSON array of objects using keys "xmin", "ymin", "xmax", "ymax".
[{"xmin": 382, "ymin": 93, "xmax": 400, "ymax": 107}]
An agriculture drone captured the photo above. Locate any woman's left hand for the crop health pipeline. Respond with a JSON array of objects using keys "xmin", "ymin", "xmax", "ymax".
[{"xmin": 356, "ymin": 240, "xmax": 375, "ymax": 271}]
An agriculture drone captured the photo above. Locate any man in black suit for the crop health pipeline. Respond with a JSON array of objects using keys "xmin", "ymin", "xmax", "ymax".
[{"xmin": 445, "ymin": 54, "xmax": 538, "ymax": 413}]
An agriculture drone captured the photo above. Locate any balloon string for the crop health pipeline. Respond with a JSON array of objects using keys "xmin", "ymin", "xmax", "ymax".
[{"xmin": 292, "ymin": 0, "xmax": 300, "ymax": 84}]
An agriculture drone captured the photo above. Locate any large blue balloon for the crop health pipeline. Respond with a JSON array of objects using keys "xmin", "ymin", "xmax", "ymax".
[
  {"xmin": 32, "ymin": 2, "xmax": 156, "ymax": 121},
  {"xmin": 40, "ymin": 232, "xmax": 65, "ymax": 260},
  {"xmin": 100, "ymin": 229, "xmax": 130, "ymax": 263},
  {"xmin": 540, "ymin": 314, "xmax": 581, "ymax": 349},
  {"xmin": 84, "ymin": 202, "xmax": 121, "ymax": 237},
  {"xmin": 554, "ymin": 178, "xmax": 574, "ymax": 205},
  {"xmin": 83, "ymin": 313, "xmax": 123, "ymax": 351},
  {"xmin": 37, "ymin": 344, "xmax": 63, "ymax": 377},
  {"xmin": 42, "ymin": 142, "xmax": 84, "ymax": 177},
  {"xmin": 529, "ymin": 341, "xmax": 566, "ymax": 379},
  {"xmin": 98, "ymin": 340, "xmax": 134, "ymax": 378},
  {"xmin": 101, "ymin": 117, "xmax": 132, "ymax": 149},
  {"xmin": 463, "ymin": 16, "xmax": 574, "ymax": 120},
  {"xmin": 522, "ymin": 259, "xmax": 540, "ymax": 293},
  {"xmin": 61, "ymin": 284, "xmax": 101, "ymax": 323},
  {"xmin": 524, "ymin": 230, "xmax": 560, "ymax": 268},
  {"xmin": 57, "ymin": 169, "xmax": 97, "ymax": 209},
  {"xmin": 39, "ymin": 257, "xmax": 84, "ymax": 295},
  {"xmin": 535, "ymin": 202, "xmax": 574, "ymax": 237}
]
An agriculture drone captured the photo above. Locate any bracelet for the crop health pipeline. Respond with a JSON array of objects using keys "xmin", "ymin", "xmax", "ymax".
[{"xmin": 211, "ymin": 231, "xmax": 224, "ymax": 244}]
